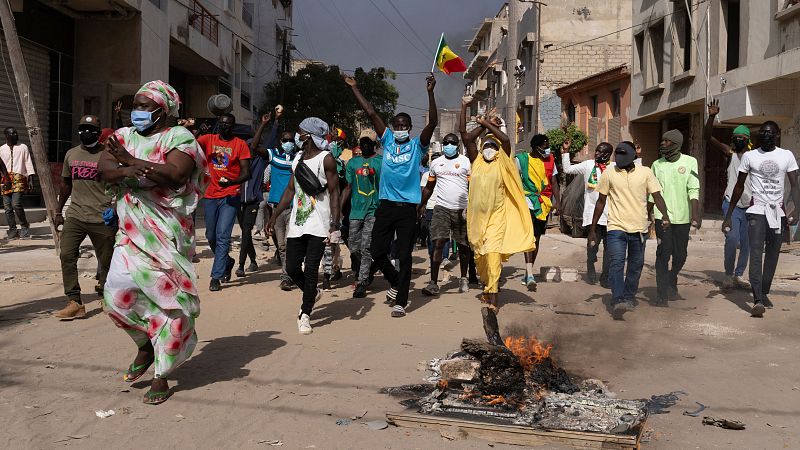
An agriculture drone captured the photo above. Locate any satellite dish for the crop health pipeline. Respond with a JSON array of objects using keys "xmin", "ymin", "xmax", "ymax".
[{"xmin": 207, "ymin": 94, "xmax": 233, "ymax": 116}]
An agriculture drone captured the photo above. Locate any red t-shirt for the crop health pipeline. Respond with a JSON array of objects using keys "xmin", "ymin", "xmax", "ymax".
[
  {"xmin": 541, "ymin": 154, "xmax": 556, "ymax": 199},
  {"xmin": 198, "ymin": 134, "xmax": 252, "ymax": 199}
]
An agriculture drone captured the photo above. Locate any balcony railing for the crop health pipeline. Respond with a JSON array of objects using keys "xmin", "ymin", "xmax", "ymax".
[{"xmin": 190, "ymin": 0, "xmax": 219, "ymax": 45}]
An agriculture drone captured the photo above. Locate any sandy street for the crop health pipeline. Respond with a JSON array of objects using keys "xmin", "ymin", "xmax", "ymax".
[{"xmin": 1, "ymin": 225, "xmax": 799, "ymax": 449}]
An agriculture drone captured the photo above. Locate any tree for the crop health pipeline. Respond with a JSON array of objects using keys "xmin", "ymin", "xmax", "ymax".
[{"xmin": 261, "ymin": 65, "xmax": 398, "ymax": 146}]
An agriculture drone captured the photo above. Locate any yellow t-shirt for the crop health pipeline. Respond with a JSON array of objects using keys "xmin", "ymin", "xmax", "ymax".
[{"xmin": 597, "ymin": 165, "xmax": 662, "ymax": 233}]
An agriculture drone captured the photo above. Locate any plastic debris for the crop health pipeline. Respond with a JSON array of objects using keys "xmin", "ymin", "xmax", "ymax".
[
  {"xmin": 335, "ymin": 419, "xmax": 351, "ymax": 426},
  {"xmin": 95, "ymin": 409, "xmax": 115, "ymax": 418}
]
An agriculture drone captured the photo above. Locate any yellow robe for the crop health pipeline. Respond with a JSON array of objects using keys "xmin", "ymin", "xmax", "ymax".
[{"xmin": 467, "ymin": 150, "xmax": 536, "ymax": 292}]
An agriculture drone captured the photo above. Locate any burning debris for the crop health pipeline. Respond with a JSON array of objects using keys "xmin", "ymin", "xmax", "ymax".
[{"xmin": 385, "ymin": 307, "xmax": 648, "ymax": 442}]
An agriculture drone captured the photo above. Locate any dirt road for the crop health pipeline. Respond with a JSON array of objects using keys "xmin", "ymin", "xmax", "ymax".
[{"xmin": 1, "ymin": 227, "xmax": 798, "ymax": 449}]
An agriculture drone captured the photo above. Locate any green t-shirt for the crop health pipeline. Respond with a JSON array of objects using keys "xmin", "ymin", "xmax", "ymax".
[
  {"xmin": 649, "ymin": 153, "xmax": 700, "ymax": 224},
  {"xmin": 61, "ymin": 145, "xmax": 113, "ymax": 224},
  {"xmin": 345, "ymin": 154, "xmax": 382, "ymax": 220}
]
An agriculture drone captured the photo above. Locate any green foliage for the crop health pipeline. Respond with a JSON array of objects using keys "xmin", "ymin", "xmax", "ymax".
[
  {"xmin": 545, "ymin": 124, "xmax": 588, "ymax": 155},
  {"xmin": 261, "ymin": 65, "xmax": 398, "ymax": 146}
]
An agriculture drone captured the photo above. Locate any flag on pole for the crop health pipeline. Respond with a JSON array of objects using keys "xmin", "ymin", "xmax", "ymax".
[{"xmin": 432, "ymin": 33, "xmax": 467, "ymax": 75}]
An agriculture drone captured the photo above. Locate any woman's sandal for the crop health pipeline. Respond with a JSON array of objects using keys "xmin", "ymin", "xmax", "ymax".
[
  {"xmin": 142, "ymin": 390, "xmax": 171, "ymax": 405},
  {"xmin": 123, "ymin": 359, "xmax": 154, "ymax": 383}
]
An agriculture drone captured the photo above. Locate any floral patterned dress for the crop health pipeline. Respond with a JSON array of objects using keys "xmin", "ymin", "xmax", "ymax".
[{"xmin": 103, "ymin": 126, "xmax": 208, "ymax": 378}]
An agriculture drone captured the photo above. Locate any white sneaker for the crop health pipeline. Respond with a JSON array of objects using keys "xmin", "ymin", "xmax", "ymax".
[
  {"xmin": 297, "ymin": 312, "xmax": 313, "ymax": 335},
  {"xmin": 733, "ymin": 275, "xmax": 751, "ymax": 289},
  {"xmin": 391, "ymin": 304, "xmax": 406, "ymax": 317},
  {"xmin": 458, "ymin": 277, "xmax": 470, "ymax": 293}
]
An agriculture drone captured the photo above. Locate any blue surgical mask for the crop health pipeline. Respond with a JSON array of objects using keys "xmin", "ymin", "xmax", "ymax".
[
  {"xmin": 443, "ymin": 144, "xmax": 458, "ymax": 157},
  {"xmin": 131, "ymin": 109, "xmax": 160, "ymax": 133},
  {"xmin": 281, "ymin": 141, "xmax": 296, "ymax": 153},
  {"xmin": 294, "ymin": 132, "xmax": 304, "ymax": 150},
  {"xmin": 393, "ymin": 129, "xmax": 409, "ymax": 142}
]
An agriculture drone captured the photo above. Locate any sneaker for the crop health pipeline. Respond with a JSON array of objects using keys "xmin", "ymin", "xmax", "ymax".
[
  {"xmin": 209, "ymin": 279, "xmax": 222, "ymax": 291},
  {"xmin": 762, "ymin": 296, "xmax": 774, "ymax": 309},
  {"xmin": 655, "ymin": 297, "xmax": 668, "ymax": 307},
  {"xmin": 391, "ymin": 304, "xmax": 406, "ymax": 317},
  {"xmin": 722, "ymin": 275, "xmax": 736, "ymax": 289},
  {"xmin": 612, "ymin": 301, "xmax": 633, "ymax": 320},
  {"xmin": 247, "ymin": 262, "xmax": 258, "ymax": 272},
  {"xmin": 6, "ymin": 228, "xmax": 18, "ymax": 239},
  {"xmin": 353, "ymin": 282, "xmax": 368, "ymax": 298},
  {"xmin": 18, "ymin": 226, "xmax": 31, "ymax": 239},
  {"xmin": 322, "ymin": 274, "xmax": 331, "ymax": 291},
  {"xmin": 192, "ymin": 255, "xmax": 201, "ymax": 263},
  {"xmin": 235, "ymin": 266, "xmax": 245, "ymax": 278},
  {"xmin": 458, "ymin": 277, "xmax": 470, "ymax": 293},
  {"xmin": 386, "ymin": 287, "xmax": 398, "ymax": 305},
  {"xmin": 223, "ymin": 257, "xmax": 235, "ymax": 282},
  {"xmin": 734, "ymin": 275, "xmax": 751, "ymax": 289},
  {"xmin": 54, "ymin": 300, "xmax": 85, "ymax": 320},
  {"xmin": 524, "ymin": 275, "xmax": 537, "ymax": 292},
  {"xmin": 331, "ymin": 270, "xmax": 343, "ymax": 281},
  {"xmin": 421, "ymin": 282, "xmax": 440, "ymax": 296},
  {"xmin": 280, "ymin": 279, "xmax": 294, "ymax": 291},
  {"xmin": 468, "ymin": 276, "xmax": 479, "ymax": 285},
  {"xmin": 297, "ymin": 313, "xmax": 313, "ymax": 335},
  {"xmin": 599, "ymin": 277, "xmax": 611, "ymax": 289},
  {"xmin": 751, "ymin": 302, "xmax": 766, "ymax": 318}
]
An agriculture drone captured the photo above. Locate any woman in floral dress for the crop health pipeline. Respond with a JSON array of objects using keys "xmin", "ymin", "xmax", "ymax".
[{"xmin": 98, "ymin": 80, "xmax": 207, "ymax": 405}]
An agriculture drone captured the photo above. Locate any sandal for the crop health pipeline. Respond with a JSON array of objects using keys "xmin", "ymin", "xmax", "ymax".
[
  {"xmin": 142, "ymin": 390, "xmax": 171, "ymax": 405},
  {"xmin": 123, "ymin": 359, "xmax": 153, "ymax": 383}
]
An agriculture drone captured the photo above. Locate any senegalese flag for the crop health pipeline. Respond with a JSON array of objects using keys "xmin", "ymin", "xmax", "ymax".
[{"xmin": 433, "ymin": 33, "xmax": 467, "ymax": 75}]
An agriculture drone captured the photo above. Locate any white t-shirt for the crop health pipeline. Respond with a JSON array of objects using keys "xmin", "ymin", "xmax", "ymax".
[
  {"xmin": 561, "ymin": 155, "xmax": 607, "ymax": 227},
  {"xmin": 287, "ymin": 151, "xmax": 331, "ymax": 239},
  {"xmin": 739, "ymin": 147, "xmax": 798, "ymax": 226},
  {"xmin": 725, "ymin": 152, "xmax": 752, "ymax": 208},
  {"xmin": 421, "ymin": 171, "xmax": 437, "ymax": 210},
  {"xmin": 428, "ymin": 154, "xmax": 471, "ymax": 210}
]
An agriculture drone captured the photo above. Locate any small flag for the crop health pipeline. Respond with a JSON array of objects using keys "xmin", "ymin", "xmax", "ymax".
[{"xmin": 433, "ymin": 34, "xmax": 467, "ymax": 75}]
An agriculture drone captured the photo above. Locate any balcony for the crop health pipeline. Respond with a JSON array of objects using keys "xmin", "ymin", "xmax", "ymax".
[
  {"xmin": 189, "ymin": 0, "xmax": 219, "ymax": 45},
  {"xmin": 465, "ymin": 50, "xmax": 491, "ymax": 79},
  {"xmin": 468, "ymin": 19, "xmax": 493, "ymax": 53}
]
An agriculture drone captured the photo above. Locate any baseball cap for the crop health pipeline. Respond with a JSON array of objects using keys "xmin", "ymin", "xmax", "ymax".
[{"xmin": 79, "ymin": 115, "xmax": 101, "ymax": 128}]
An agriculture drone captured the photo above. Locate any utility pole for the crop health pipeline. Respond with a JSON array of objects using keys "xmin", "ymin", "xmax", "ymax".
[{"xmin": 0, "ymin": 1, "xmax": 61, "ymax": 253}]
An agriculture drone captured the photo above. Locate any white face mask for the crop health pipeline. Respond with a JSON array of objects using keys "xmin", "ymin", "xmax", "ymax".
[
  {"xmin": 543, "ymin": 147, "xmax": 551, "ymax": 157},
  {"xmin": 482, "ymin": 147, "xmax": 497, "ymax": 161},
  {"xmin": 393, "ymin": 129, "xmax": 409, "ymax": 142}
]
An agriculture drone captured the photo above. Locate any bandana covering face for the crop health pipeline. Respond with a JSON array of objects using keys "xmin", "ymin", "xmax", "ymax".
[{"xmin": 136, "ymin": 80, "xmax": 181, "ymax": 116}]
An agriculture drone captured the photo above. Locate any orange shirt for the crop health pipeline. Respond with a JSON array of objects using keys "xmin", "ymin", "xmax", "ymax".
[{"xmin": 198, "ymin": 134, "xmax": 251, "ymax": 199}]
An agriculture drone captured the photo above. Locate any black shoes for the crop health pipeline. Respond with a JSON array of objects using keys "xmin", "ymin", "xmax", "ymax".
[
  {"xmin": 223, "ymin": 256, "xmax": 235, "ymax": 282},
  {"xmin": 209, "ymin": 279, "xmax": 222, "ymax": 291},
  {"xmin": 280, "ymin": 279, "xmax": 294, "ymax": 291},
  {"xmin": 353, "ymin": 282, "xmax": 368, "ymax": 298},
  {"xmin": 322, "ymin": 274, "xmax": 331, "ymax": 291}
]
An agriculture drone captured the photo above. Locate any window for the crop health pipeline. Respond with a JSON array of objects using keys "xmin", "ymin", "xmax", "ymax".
[
  {"xmin": 240, "ymin": 47, "xmax": 253, "ymax": 110},
  {"xmin": 590, "ymin": 95, "xmax": 598, "ymax": 117},
  {"xmin": 219, "ymin": 78, "xmax": 232, "ymax": 97},
  {"xmin": 634, "ymin": 32, "xmax": 645, "ymax": 74},
  {"xmin": 567, "ymin": 101, "xmax": 576, "ymax": 124},
  {"xmin": 672, "ymin": 2, "xmax": 692, "ymax": 75},
  {"xmin": 611, "ymin": 90, "xmax": 621, "ymax": 117},
  {"xmin": 646, "ymin": 21, "xmax": 665, "ymax": 86},
  {"xmin": 722, "ymin": 0, "xmax": 741, "ymax": 71},
  {"xmin": 227, "ymin": 0, "xmax": 235, "ymax": 12},
  {"xmin": 242, "ymin": 2, "xmax": 253, "ymax": 28}
]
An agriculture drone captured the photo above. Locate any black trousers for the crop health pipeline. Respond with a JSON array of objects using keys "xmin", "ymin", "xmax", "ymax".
[
  {"xmin": 237, "ymin": 201, "xmax": 259, "ymax": 267},
  {"xmin": 370, "ymin": 201, "xmax": 417, "ymax": 307},
  {"xmin": 655, "ymin": 221, "xmax": 691, "ymax": 301},
  {"xmin": 747, "ymin": 214, "xmax": 785, "ymax": 304},
  {"xmin": 286, "ymin": 234, "xmax": 326, "ymax": 315}
]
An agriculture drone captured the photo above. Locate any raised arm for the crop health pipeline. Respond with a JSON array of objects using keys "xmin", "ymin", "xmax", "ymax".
[
  {"xmin": 478, "ymin": 116, "xmax": 511, "ymax": 156},
  {"xmin": 460, "ymin": 96, "xmax": 483, "ymax": 162},
  {"xmin": 561, "ymin": 139, "xmax": 583, "ymax": 174},
  {"xmin": 705, "ymin": 100, "xmax": 732, "ymax": 157},
  {"xmin": 419, "ymin": 74, "xmax": 438, "ymax": 147},
  {"xmin": 343, "ymin": 74, "xmax": 386, "ymax": 137},
  {"xmin": 250, "ymin": 113, "xmax": 275, "ymax": 158}
]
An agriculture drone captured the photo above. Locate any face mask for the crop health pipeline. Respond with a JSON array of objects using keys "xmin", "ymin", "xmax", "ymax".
[
  {"xmin": 281, "ymin": 141, "xmax": 295, "ymax": 153},
  {"xmin": 443, "ymin": 144, "xmax": 458, "ymax": 157},
  {"xmin": 482, "ymin": 147, "xmax": 497, "ymax": 161},
  {"xmin": 218, "ymin": 123, "xmax": 233, "ymax": 137},
  {"xmin": 758, "ymin": 130, "xmax": 777, "ymax": 151},
  {"xmin": 131, "ymin": 109, "xmax": 161, "ymax": 133},
  {"xmin": 329, "ymin": 142, "xmax": 341, "ymax": 152},
  {"xmin": 294, "ymin": 132, "xmax": 305, "ymax": 150},
  {"xmin": 615, "ymin": 151, "xmax": 636, "ymax": 169},
  {"xmin": 393, "ymin": 129, "xmax": 409, "ymax": 142},
  {"xmin": 732, "ymin": 138, "xmax": 748, "ymax": 151},
  {"xmin": 659, "ymin": 143, "xmax": 681, "ymax": 162},
  {"xmin": 595, "ymin": 153, "xmax": 611, "ymax": 164},
  {"xmin": 542, "ymin": 147, "xmax": 551, "ymax": 157},
  {"xmin": 78, "ymin": 130, "xmax": 100, "ymax": 148}
]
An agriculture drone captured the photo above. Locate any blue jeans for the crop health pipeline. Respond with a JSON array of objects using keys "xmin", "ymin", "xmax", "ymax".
[
  {"xmin": 722, "ymin": 199, "xmax": 749, "ymax": 276},
  {"xmin": 203, "ymin": 196, "xmax": 240, "ymax": 280},
  {"xmin": 606, "ymin": 230, "xmax": 647, "ymax": 304}
]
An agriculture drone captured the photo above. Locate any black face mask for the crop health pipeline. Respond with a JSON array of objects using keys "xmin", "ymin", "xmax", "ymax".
[
  {"xmin": 732, "ymin": 137, "xmax": 748, "ymax": 151},
  {"xmin": 595, "ymin": 152, "xmax": 611, "ymax": 164},
  {"xmin": 218, "ymin": 124, "xmax": 234, "ymax": 138},
  {"xmin": 758, "ymin": 130, "xmax": 777, "ymax": 151},
  {"xmin": 360, "ymin": 139, "xmax": 376, "ymax": 157},
  {"xmin": 78, "ymin": 129, "xmax": 100, "ymax": 147}
]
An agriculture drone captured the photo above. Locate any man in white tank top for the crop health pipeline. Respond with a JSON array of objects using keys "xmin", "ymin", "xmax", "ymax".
[{"xmin": 267, "ymin": 117, "xmax": 340, "ymax": 335}]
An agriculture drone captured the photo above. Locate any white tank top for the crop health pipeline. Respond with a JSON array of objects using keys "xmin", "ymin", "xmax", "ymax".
[{"xmin": 288, "ymin": 151, "xmax": 331, "ymax": 239}]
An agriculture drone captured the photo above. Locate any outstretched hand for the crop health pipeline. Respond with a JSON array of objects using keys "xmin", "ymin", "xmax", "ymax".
[
  {"xmin": 261, "ymin": 112, "xmax": 272, "ymax": 124},
  {"xmin": 708, "ymin": 99, "xmax": 720, "ymax": 116},
  {"xmin": 426, "ymin": 74, "xmax": 436, "ymax": 92},
  {"xmin": 342, "ymin": 73, "xmax": 357, "ymax": 87},
  {"xmin": 462, "ymin": 95, "xmax": 473, "ymax": 106}
]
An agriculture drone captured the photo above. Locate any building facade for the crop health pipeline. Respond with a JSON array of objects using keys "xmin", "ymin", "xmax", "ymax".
[
  {"xmin": 630, "ymin": 0, "xmax": 800, "ymax": 212},
  {"xmin": 465, "ymin": 1, "xmax": 631, "ymax": 150}
]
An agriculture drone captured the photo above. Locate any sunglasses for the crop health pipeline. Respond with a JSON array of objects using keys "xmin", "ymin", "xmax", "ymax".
[
  {"xmin": 442, "ymin": 141, "xmax": 458, "ymax": 146},
  {"xmin": 280, "ymin": 138, "xmax": 293, "ymax": 143}
]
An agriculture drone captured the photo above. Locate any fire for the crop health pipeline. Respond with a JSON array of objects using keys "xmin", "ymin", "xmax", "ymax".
[{"xmin": 504, "ymin": 336, "xmax": 553, "ymax": 371}]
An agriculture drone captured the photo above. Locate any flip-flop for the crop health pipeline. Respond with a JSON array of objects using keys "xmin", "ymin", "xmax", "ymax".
[
  {"xmin": 142, "ymin": 389, "xmax": 171, "ymax": 405},
  {"xmin": 123, "ymin": 359, "xmax": 154, "ymax": 383}
]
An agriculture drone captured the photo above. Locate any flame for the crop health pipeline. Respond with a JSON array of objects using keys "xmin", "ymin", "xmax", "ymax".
[
  {"xmin": 437, "ymin": 379, "xmax": 449, "ymax": 390},
  {"xmin": 504, "ymin": 336, "xmax": 553, "ymax": 371}
]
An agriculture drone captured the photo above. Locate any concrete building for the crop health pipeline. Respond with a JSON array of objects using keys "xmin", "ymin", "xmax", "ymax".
[
  {"xmin": 465, "ymin": 1, "xmax": 631, "ymax": 149},
  {"xmin": 0, "ymin": 0, "xmax": 292, "ymax": 168},
  {"xmin": 630, "ymin": 0, "xmax": 800, "ymax": 213},
  {"xmin": 556, "ymin": 65, "xmax": 632, "ymax": 160}
]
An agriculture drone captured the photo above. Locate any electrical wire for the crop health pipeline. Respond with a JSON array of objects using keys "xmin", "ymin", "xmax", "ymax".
[
  {"xmin": 367, "ymin": 0, "xmax": 431, "ymax": 61},
  {"xmin": 385, "ymin": 0, "xmax": 434, "ymax": 54}
]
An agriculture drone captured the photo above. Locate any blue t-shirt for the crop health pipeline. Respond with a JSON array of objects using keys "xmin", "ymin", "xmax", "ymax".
[
  {"xmin": 267, "ymin": 148, "xmax": 294, "ymax": 205},
  {"xmin": 379, "ymin": 129, "xmax": 427, "ymax": 203}
]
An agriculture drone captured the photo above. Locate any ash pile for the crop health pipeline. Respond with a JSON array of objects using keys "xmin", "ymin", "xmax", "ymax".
[{"xmin": 397, "ymin": 308, "xmax": 647, "ymax": 436}]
